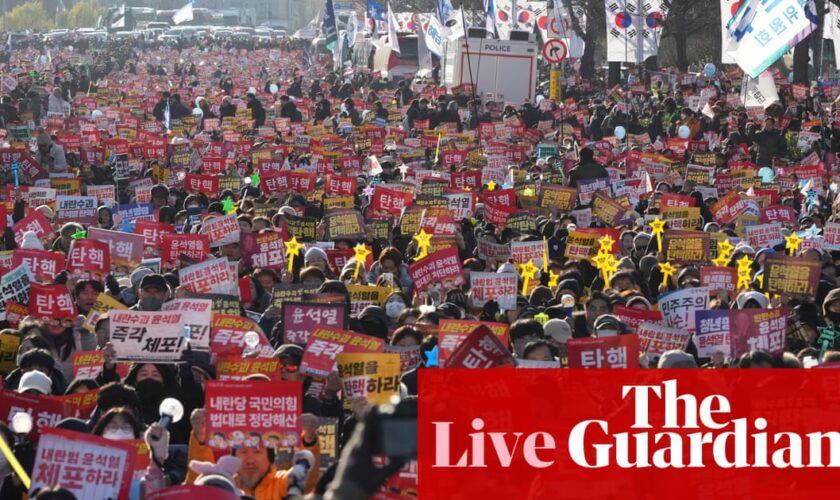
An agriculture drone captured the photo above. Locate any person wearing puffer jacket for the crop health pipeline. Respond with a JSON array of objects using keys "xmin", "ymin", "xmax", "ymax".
[{"xmin": 365, "ymin": 247, "xmax": 413, "ymax": 297}]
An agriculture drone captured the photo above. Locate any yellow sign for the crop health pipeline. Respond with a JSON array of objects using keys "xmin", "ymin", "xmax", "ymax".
[
  {"xmin": 82, "ymin": 293, "xmax": 127, "ymax": 333},
  {"xmin": 336, "ymin": 353, "xmax": 401, "ymax": 405}
]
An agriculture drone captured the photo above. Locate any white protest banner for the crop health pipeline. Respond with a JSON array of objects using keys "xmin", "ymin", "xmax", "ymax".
[
  {"xmin": 424, "ymin": 13, "xmax": 445, "ymax": 57},
  {"xmin": 636, "ymin": 321, "xmax": 692, "ymax": 357},
  {"xmin": 109, "ymin": 310, "xmax": 185, "ymax": 362},
  {"xmin": 29, "ymin": 428, "xmax": 136, "ymax": 500},
  {"xmin": 469, "ymin": 272, "xmax": 517, "ymax": 310},
  {"xmin": 162, "ymin": 298, "xmax": 213, "ymax": 351},
  {"xmin": 510, "ymin": 240, "xmax": 545, "ymax": 268},
  {"xmin": 741, "ymin": 71, "xmax": 779, "ymax": 109},
  {"xmin": 0, "ymin": 263, "xmax": 34, "ymax": 321},
  {"xmin": 179, "ymin": 257, "xmax": 238, "ymax": 296},
  {"xmin": 657, "ymin": 287, "xmax": 710, "ymax": 333},
  {"xmin": 200, "ymin": 214, "xmax": 241, "ymax": 247},
  {"xmin": 55, "ymin": 195, "xmax": 97, "ymax": 224},
  {"xmin": 87, "ymin": 184, "xmax": 116, "ymax": 206}
]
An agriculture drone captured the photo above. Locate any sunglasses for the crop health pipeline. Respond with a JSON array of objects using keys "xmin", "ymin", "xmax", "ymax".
[{"xmin": 279, "ymin": 363, "xmax": 300, "ymax": 373}]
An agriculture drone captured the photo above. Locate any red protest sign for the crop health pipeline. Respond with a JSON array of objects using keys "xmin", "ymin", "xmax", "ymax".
[
  {"xmin": 612, "ymin": 306, "xmax": 664, "ymax": 334},
  {"xmin": 205, "ymin": 380, "xmax": 303, "ymax": 449},
  {"xmin": 301, "ymin": 327, "xmax": 385, "ymax": 377},
  {"xmin": 566, "ymin": 334, "xmax": 640, "ymax": 368},
  {"xmin": 184, "ymin": 172, "xmax": 220, "ymax": 195},
  {"xmin": 729, "ymin": 308, "xmax": 787, "ymax": 358},
  {"xmin": 216, "ymin": 355, "xmax": 282, "ymax": 381},
  {"xmin": 408, "ymin": 248, "xmax": 465, "ymax": 292},
  {"xmin": 72, "ymin": 351, "xmax": 129, "ymax": 380},
  {"xmin": 282, "ymin": 302, "xmax": 348, "ymax": 345},
  {"xmin": 446, "ymin": 325, "xmax": 516, "ymax": 368},
  {"xmin": 710, "ymin": 190, "xmax": 747, "ymax": 224},
  {"xmin": 211, "ymin": 315, "xmax": 274, "ymax": 358},
  {"xmin": 0, "ymin": 389, "xmax": 76, "ymax": 439},
  {"xmin": 134, "ymin": 220, "xmax": 176, "ymax": 258},
  {"xmin": 29, "ymin": 283, "xmax": 77, "ymax": 322},
  {"xmin": 759, "ymin": 204, "xmax": 797, "ymax": 224},
  {"xmin": 12, "ymin": 249, "xmax": 66, "ymax": 283},
  {"xmin": 438, "ymin": 320, "xmax": 510, "ymax": 367},
  {"xmin": 30, "ymin": 428, "xmax": 137, "ymax": 499},
  {"xmin": 67, "ymin": 239, "xmax": 110, "ymax": 281},
  {"xmin": 161, "ymin": 234, "xmax": 211, "ymax": 267},
  {"xmin": 12, "ymin": 210, "xmax": 55, "ymax": 247},
  {"xmin": 700, "ymin": 266, "xmax": 739, "ymax": 296},
  {"xmin": 46, "ymin": 389, "xmax": 99, "ymax": 418},
  {"xmin": 1, "ymin": 150, "xmax": 47, "ymax": 181},
  {"xmin": 660, "ymin": 192, "xmax": 696, "ymax": 209},
  {"xmin": 450, "ymin": 170, "xmax": 481, "ymax": 189},
  {"xmin": 325, "ymin": 174, "xmax": 357, "ymax": 196},
  {"xmin": 371, "ymin": 186, "xmax": 413, "ymax": 217},
  {"xmin": 87, "ymin": 228, "xmax": 145, "ymax": 270}
]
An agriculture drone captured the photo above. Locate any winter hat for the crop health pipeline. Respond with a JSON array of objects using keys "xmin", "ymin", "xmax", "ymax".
[
  {"xmin": 21, "ymin": 231, "xmax": 44, "ymax": 250},
  {"xmin": 304, "ymin": 246, "xmax": 328, "ymax": 265},
  {"xmin": 18, "ymin": 370, "xmax": 52, "ymax": 395},
  {"xmin": 36, "ymin": 205, "xmax": 54, "ymax": 220},
  {"xmin": 658, "ymin": 350, "xmax": 697, "ymax": 368},
  {"xmin": 544, "ymin": 319, "xmax": 572, "ymax": 344},
  {"xmin": 190, "ymin": 456, "xmax": 241, "ymax": 484}
]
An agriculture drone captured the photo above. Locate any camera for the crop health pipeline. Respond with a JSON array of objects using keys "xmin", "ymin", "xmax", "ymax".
[{"xmin": 372, "ymin": 396, "xmax": 417, "ymax": 459}]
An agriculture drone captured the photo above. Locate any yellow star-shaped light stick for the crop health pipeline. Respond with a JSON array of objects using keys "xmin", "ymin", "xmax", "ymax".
[
  {"xmin": 353, "ymin": 244, "xmax": 372, "ymax": 280},
  {"xmin": 413, "ymin": 229, "xmax": 432, "ymax": 261},
  {"xmin": 650, "ymin": 217, "xmax": 665, "ymax": 253},
  {"xmin": 785, "ymin": 232, "xmax": 801, "ymax": 256},
  {"xmin": 519, "ymin": 260, "xmax": 539, "ymax": 295},
  {"xmin": 717, "ymin": 238, "xmax": 735, "ymax": 259},
  {"xmin": 284, "ymin": 237, "xmax": 303, "ymax": 273},
  {"xmin": 712, "ymin": 254, "xmax": 730, "ymax": 268},
  {"xmin": 660, "ymin": 261, "xmax": 676, "ymax": 289},
  {"xmin": 548, "ymin": 270, "xmax": 560, "ymax": 289},
  {"xmin": 542, "ymin": 237, "xmax": 549, "ymax": 273},
  {"xmin": 487, "ymin": 181, "xmax": 496, "ymax": 191},
  {"xmin": 736, "ymin": 255, "xmax": 754, "ymax": 275},
  {"xmin": 597, "ymin": 234, "xmax": 615, "ymax": 256}
]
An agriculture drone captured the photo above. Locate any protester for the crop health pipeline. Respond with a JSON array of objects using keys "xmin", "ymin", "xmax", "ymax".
[{"xmin": 1, "ymin": 10, "xmax": 840, "ymax": 499}]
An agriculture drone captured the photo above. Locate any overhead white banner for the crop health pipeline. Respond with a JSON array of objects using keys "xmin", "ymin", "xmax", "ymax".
[
  {"xmin": 425, "ymin": 13, "xmax": 446, "ymax": 57},
  {"xmin": 725, "ymin": 0, "xmax": 817, "ymax": 78}
]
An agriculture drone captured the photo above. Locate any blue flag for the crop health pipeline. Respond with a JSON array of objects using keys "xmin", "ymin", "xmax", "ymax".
[
  {"xmin": 367, "ymin": 0, "xmax": 386, "ymax": 21},
  {"xmin": 323, "ymin": 0, "xmax": 338, "ymax": 50}
]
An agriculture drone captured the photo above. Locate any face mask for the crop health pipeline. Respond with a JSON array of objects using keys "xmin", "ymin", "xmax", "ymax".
[
  {"xmin": 136, "ymin": 378, "xmax": 165, "ymax": 404},
  {"xmin": 385, "ymin": 301, "xmax": 405, "ymax": 319},
  {"xmin": 139, "ymin": 297, "xmax": 164, "ymax": 311},
  {"xmin": 102, "ymin": 428, "xmax": 135, "ymax": 441}
]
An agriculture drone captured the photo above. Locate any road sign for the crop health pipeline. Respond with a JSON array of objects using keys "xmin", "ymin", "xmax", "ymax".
[{"xmin": 542, "ymin": 39, "xmax": 567, "ymax": 65}]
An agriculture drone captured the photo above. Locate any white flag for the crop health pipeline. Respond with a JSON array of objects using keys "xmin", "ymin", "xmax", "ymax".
[
  {"xmin": 827, "ymin": 5, "xmax": 840, "ymax": 67},
  {"xmin": 741, "ymin": 71, "xmax": 779, "ymax": 109},
  {"xmin": 387, "ymin": 3, "xmax": 401, "ymax": 55},
  {"xmin": 494, "ymin": 0, "xmax": 514, "ymax": 40},
  {"xmin": 425, "ymin": 13, "xmax": 446, "ymax": 57},
  {"xmin": 725, "ymin": 0, "xmax": 817, "ymax": 78},
  {"xmin": 417, "ymin": 24, "xmax": 433, "ymax": 71},
  {"xmin": 172, "ymin": 2, "xmax": 194, "ymax": 25},
  {"xmin": 604, "ymin": 0, "xmax": 668, "ymax": 63},
  {"xmin": 719, "ymin": 0, "xmax": 739, "ymax": 64},
  {"xmin": 447, "ymin": 7, "xmax": 466, "ymax": 41},
  {"xmin": 347, "ymin": 11, "xmax": 360, "ymax": 47}
]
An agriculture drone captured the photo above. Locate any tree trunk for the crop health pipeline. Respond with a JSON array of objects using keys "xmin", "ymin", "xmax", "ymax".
[
  {"xmin": 645, "ymin": 56, "xmax": 659, "ymax": 71},
  {"xmin": 580, "ymin": 34, "xmax": 596, "ymax": 79},
  {"xmin": 609, "ymin": 62, "xmax": 621, "ymax": 87},
  {"xmin": 675, "ymin": 33, "xmax": 688, "ymax": 72},
  {"xmin": 793, "ymin": 35, "xmax": 811, "ymax": 84}
]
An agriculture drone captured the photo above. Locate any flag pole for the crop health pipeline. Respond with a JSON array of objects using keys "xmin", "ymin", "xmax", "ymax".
[{"xmin": 460, "ymin": 5, "xmax": 475, "ymax": 100}]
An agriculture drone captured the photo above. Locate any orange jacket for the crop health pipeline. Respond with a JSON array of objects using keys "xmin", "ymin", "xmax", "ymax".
[
  {"xmin": 234, "ymin": 442, "xmax": 321, "ymax": 499},
  {"xmin": 185, "ymin": 431, "xmax": 217, "ymax": 485}
]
